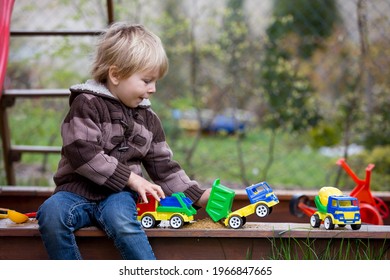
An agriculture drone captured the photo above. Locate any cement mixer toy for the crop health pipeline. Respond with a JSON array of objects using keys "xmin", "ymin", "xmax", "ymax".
[{"xmin": 310, "ymin": 187, "xmax": 361, "ymax": 230}]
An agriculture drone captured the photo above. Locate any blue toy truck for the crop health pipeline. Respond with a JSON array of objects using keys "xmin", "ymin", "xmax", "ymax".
[
  {"xmin": 310, "ymin": 187, "xmax": 361, "ymax": 230},
  {"xmin": 206, "ymin": 179, "xmax": 279, "ymax": 229}
]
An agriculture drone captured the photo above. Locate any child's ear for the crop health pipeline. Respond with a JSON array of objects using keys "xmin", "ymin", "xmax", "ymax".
[{"xmin": 108, "ymin": 66, "xmax": 120, "ymax": 85}]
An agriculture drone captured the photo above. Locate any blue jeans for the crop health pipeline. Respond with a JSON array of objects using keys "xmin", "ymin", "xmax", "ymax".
[{"xmin": 37, "ymin": 190, "xmax": 155, "ymax": 260}]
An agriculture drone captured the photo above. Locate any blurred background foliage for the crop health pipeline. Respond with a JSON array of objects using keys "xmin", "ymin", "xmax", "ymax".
[{"xmin": 1, "ymin": 0, "xmax": 390, "ymax": 191}]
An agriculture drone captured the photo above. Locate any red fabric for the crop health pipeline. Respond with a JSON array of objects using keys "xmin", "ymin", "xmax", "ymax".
[{"xmin": 0, "ymin": 0, "xmax": 15, "ymax": 98}]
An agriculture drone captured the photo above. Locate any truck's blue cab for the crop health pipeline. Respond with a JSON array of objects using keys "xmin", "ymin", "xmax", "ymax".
[
  {"xmin": 327, "ymin": 196, "xmax": 361, "ymax": 224},
  {"xmin": 245, "ymin": 181, "xmax": 279, "ymax": 205}
]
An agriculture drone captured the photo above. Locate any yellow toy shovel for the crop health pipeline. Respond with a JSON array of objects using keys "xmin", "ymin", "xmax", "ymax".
[{"xmin": 0, "ymin": 208, "xmax": 32, "ymax": 223}]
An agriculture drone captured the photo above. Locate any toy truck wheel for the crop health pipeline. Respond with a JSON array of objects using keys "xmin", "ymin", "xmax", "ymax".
[
  {"xmin": 289, "ymin": 194, "xmax": 310, "ymax": 218},
  {"xmin": 255, "ymin": 204, "xmax": 269, "ymax": 217},
  {"xmin": 310, "ymin": 214, "xmax": 321, "ymax": 228},
  {"xmin": 351, "ymin": 224, "xmax": 361, "ymax": 230},
  {"xmin": 141, "ymin": 214, "xmax": 156, "ymax": 229},
  {"xmin": 324, "ymin": 216, "xmax": 335, "ymax": 230},
  {"xmin": 228, "ymin": 215, "xmax": 243, "ymax": 229},
  {"xmin": 170, "ymin": 214, "xmax": 184, "ymax": 229}
]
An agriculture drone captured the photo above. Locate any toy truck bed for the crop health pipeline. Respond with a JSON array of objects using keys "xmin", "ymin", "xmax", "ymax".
[
  {"xmin": 206, "ymin": 179, "xmax": 235, "ymax": 222},
  {"xmin": 157, "ymin": 192, "xmax": 197, "ymax": 217}
]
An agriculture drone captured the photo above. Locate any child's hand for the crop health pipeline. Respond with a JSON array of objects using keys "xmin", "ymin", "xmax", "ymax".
[{"xmin": 127, "ymin": 172, "xmax": 165, "ymax": 203}]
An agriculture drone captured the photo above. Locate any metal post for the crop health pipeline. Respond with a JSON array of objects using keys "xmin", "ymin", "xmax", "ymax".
[
  {"xmin": 107, "ymin": 0, "xmax": 114, "ymax": 25},
  {"xmin": 0, "ymin": 94, "xmax": 16, "ymax": 185}
]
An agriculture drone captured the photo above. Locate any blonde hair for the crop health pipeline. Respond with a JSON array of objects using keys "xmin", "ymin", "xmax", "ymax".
[{"xmin": 91, "ymin": 22, "xmax": 169, "ymax": 83}]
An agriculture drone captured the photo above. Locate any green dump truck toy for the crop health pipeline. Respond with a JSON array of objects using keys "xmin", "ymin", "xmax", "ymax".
[{"xmin": 206, "ymin": 178, "xmax": 279, "ymax": 229}]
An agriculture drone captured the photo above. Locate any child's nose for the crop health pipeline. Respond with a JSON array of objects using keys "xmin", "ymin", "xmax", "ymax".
[{"xmin": 147, "ymin": 82, "xmax": 156, "ymax": 93}]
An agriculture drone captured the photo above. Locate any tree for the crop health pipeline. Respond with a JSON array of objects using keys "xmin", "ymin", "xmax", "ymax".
[
  {"xmin": 272, "ymin": 0, "xmax": 339, "ymax": 58},
  {"xmin": 260, "ymin": 17, "xmax": 321, "ymax": 179}
]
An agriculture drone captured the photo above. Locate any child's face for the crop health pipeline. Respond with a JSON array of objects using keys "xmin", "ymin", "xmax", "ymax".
[{"xmin": 109, "ymin": 69, "xmax": 159, "ymax": 108}]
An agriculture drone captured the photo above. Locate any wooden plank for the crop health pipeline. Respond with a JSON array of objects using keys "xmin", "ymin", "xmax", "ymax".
[
  {"xmin": 1, "ymin": 219, "xmax": 390, "ymax": 260},
  {"xmin": 0, "ymin": 186, "xmax": 54, "ymax": 215},
  {"xmin": 2, "ymin": 218, "xmax": 390, "ymax": 239},
  {"xmin": 0, "ymin": 186, "xmax": 55, "ymax": 196}
]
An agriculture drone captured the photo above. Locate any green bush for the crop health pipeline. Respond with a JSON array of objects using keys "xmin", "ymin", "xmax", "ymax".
[
  {"xmin": 351, "ymin": 146, "xmax": 390, "ymax": 191},
  {"xmin": 307, "ymin": 121, "xmax": 342, "ymax": 149}
]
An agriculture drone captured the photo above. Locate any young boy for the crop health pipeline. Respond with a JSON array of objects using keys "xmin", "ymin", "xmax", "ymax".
[{"xmin": 37, "ymin": 22, "xmax": 209, "ymax": 260}]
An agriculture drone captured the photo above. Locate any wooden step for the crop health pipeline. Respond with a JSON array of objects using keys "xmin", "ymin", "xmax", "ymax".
[{"xmin": 1, "ymin": 218, "xmax": 390, "ymax": 260}]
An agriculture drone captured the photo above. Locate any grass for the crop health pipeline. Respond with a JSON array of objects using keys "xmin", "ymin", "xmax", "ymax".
[
  {"xmin": 267, "ymin": 237, "xmax": 389, "ymax": 260},
  {"xmin": 169, "ymin": 128, "xmax": 348, "ymax": 190}
]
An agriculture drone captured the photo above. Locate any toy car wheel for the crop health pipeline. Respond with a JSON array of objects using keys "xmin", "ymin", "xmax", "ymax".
[
  {"xmin": 324, "ymin": 216, "xmax": 335, "ymax": 230},
  {"xmin": 310, "ymin": 214, "xmax": 321, "ymax": 228},
  {"xmin": 228, "ymin": 215, "xmax": 243, "ymax": 229},
  {"xmin": 255, "ymin": 204, "xmax": 269, "ymax": 217},
  {"xmin": 289, "ymin": 194, "xmax": 310, "ymax": 218},
  {"xmin": 141, "ymin": 214, "xmax": 156, "ymax": 229},
  {"xmin": 170, "ymin": 214, "xmax": 184, "ymax": 229},
  {"xmin": 351, "ymin": 224, "xmax": 361, "ymax": 230}
]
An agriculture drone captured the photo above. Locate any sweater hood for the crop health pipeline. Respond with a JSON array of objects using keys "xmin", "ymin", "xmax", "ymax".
[{"xmin": 69, "ymin": 79, "xmax": 151, "ymax": 108}]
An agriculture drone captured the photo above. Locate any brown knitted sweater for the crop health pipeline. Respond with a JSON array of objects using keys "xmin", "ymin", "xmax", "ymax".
[{"xmin": 53, "ymin": 80, "xmax": 205, "ymax": 203}]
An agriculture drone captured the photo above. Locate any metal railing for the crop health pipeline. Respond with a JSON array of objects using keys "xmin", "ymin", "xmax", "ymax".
[{"xmin": 0, "ymin": 0, "xmax": 114, "ymax": 185}]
